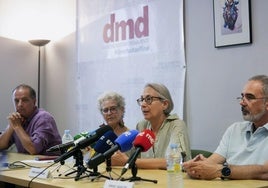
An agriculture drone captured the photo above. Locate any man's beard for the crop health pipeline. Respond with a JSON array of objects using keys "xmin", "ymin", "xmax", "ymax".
[{"xmin": 241, "ymin": 106, "xmax": 266, "ymax": 122}]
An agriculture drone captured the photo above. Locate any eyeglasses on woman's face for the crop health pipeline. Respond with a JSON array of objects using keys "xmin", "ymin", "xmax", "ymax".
[
  {"xmin": 136, "ymin": 95, "xmax": 163, "ymax": 106},
  {"xmin": 101, "ymin": 106, "xmax": 119, "ymax": 114}
]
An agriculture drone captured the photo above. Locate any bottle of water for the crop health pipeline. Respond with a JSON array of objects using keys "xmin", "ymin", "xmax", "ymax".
[
  {"xmin": 166, "ymin": 143, "xmax": 183, "ymax": 188},
  {"xmin": 62, "ymin": 129, "xmax": 74, "ymax": 163}
]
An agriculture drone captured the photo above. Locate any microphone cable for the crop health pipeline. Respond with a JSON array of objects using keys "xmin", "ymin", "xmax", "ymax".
[{"xmin": 27, "ymin": 162, "xmax": 57, "ymax": 188}]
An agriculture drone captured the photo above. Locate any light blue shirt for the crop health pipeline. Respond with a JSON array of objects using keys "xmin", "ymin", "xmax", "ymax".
[{"xmin": 215, "ymin": 121, "xmax": 268, "ymax": 165}]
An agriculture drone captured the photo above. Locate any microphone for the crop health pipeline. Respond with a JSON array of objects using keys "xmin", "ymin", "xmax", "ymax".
[
  {"xmin": 46, "ymin": 136, "xmax": 85, "ymax": 153},
  {"xmin": 90, "ymin": 130, "xmax": 117, "ymax": 173},
  {"xmin": 87, "ymin": 129, "xmax": 139, "ymax": 169},
  {"xmin": 120, "ymin": 129, "xmax": 155, "ymax": 177},
  {"xmin": 73, "ymin": 131, "xmax": 90, "ymax": 141},
  {"xmin": 54, "ymin": 125, "xmax": 113, "ymax": 163},
  {"xmin": 93, "ymin": 130, "xmax": 117, "ymax": 154}
]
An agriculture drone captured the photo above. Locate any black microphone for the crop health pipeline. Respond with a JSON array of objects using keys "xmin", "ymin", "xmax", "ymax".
[
  {"xmin": 46, "ymin": 136, "xmax": 85, "ymax": 153},
  {"xmin": 87, "ymin": 130, "xmax": 139, "ymax": 169},
  {"xmin": 54, "ymin": 125, "xmax": 113, "ymax": 163},
  {"xmin": 120, "ymin": 129, "xmax": 155, "ymax": 177}
]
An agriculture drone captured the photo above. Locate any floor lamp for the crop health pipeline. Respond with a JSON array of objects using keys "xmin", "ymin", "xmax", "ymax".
[{"xmin": 28, "ymin": 39, "xmax": 50, "ymax": 108}]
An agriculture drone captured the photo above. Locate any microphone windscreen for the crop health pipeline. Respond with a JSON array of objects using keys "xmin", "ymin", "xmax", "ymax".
[
  {"xmin": 95, "ymin": 125, "xmax": 113, "ymax": 136},
  {"xmin": 94, "ymin": 131, "xmax": 117, "ymax": 153},
  {"xmin": 75, "ymin": 125, "xmax": 113, "ymax": 149},
  {"xmin": 115, "ymin": 130, "xmax": 139, "ymax": 152},
  {"xmin": 133, "ymin": 129, "xmax": 155, "ymax": 152},
  {"xmin": 73, "ymin": 131, "xmax": 89, "ymax": 140}
]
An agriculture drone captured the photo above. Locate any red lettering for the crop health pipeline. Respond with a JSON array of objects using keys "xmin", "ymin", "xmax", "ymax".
[
  {"xmin": 103, "ymin": 14, "xmax": 115, "ymax": 43},
  {"xmin": 103, "ymin": 6, "xmax": 149, "ymax": 43},
  {"xmin": 135, "ymin": 6, "xmax": 149, "ymax": 38}
]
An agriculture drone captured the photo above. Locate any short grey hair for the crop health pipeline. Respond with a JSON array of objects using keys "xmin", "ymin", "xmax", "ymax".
[
  {"xmin": 248, "ymin": 75, "xmax": 268, "ymax": 96},
  {"xmin": 97, "ymin": 91, "xmax": 126, "ymax": 113},
  {"xmin": 145, "ymin": 83, "xmax": 174, "ymax": 115},
  {"xmin": 13, "ymin": 84, "xmax": 36, "ymax": 99}
]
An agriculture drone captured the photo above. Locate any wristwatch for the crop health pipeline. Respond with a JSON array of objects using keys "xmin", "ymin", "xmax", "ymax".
[{"xmin": 221, "ymin": 163, "xmax": 231, "ymax": 180}]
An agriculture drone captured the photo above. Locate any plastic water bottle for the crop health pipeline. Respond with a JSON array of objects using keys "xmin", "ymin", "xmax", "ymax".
[
  {"xmin": 62, "ymin": 129, "xmax": 74, "ymax": 163},
  {"xmin": 166, "ymin": 143, "xmax": 183, "ymax": 188}
]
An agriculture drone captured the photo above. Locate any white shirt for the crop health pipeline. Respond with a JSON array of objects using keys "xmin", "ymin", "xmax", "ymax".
[{"xmin": 215, "ymin": 121, "xmax": 268, "ymax": 165}]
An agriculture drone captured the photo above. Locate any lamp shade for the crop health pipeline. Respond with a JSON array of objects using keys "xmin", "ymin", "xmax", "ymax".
[{"xmin": 29, "ymin": 39, "xmax": 50, "ymax": 47}]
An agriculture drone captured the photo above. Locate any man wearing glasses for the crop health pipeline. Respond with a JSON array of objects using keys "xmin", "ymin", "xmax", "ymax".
[{"xmin": 183, "ymin": 75, "xmax": 268, "ymax": 180}]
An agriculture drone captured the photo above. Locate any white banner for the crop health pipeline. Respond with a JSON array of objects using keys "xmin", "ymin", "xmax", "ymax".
[{"xmin": 77, "ymin": 0, "xmax": 185, "ymax": 131}]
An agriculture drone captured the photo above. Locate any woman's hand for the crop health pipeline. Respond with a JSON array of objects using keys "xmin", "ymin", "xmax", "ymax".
[{"xmin": 111, "ymin": 151, "xmax": 129, "ymax": 166}]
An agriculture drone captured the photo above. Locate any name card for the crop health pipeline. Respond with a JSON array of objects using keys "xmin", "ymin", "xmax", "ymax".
[
  {"xmin": 29, "ymin": 167, "xmax": 51, "ymax": 179},
  {"xmin": 104, "ymin": 180, "xmax": 134, "ymax": 188}
]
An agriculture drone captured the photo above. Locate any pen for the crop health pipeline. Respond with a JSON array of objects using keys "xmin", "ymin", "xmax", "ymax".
[{"xmin": 35, "ymin": 156, "xmax": 58, "ymax": 161}]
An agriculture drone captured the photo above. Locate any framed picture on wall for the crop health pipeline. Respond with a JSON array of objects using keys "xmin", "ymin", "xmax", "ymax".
[{"xmin": 213, "ymin": 0, "xmax": 252, "ymax": 48}]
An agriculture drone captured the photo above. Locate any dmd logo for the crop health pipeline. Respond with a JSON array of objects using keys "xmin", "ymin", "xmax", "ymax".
[{"xmin": 103, "ymin": 6, "xmax": 149, "ymax": 43}]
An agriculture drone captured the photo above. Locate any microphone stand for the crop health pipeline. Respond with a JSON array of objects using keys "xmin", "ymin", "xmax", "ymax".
[
  {"xmin": 120, "ymin": 164, "xmax": 157, "ymax": 184},
  {"xmin": 90, "ymin": 157, "xmax": 117, "ymax": 181},
  {"xmin": 88, "ymin": 166, "xmax": 110, "ymax": 181},
  {"xmin": 63, "ymin": 150, "xmax": 91, "ymax": 181},
  {"xmin": 51, "ymin": 148, "xmax": 69, "ymax": 175}
]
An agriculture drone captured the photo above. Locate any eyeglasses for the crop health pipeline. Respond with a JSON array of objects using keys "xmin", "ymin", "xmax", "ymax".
[
  {"xmin": 101, "ymin": 106, "xmax": 119, "ymax": 114},
  {"xmin": 236, "ymin": 93, "xmax": 268, "ymax": 102},
  {"xmin": 136, "ymin": 95, "xmax": 163, "ymax": 106}
]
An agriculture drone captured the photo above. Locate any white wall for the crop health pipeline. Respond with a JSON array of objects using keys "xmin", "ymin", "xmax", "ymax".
[
  {"xmin": 0, "ymin": 0, "xmax": 76, "ymax": 136},
  {"xmin": 0, "ymin": 37, "xmax": 38, "ymax": 131},
  {"xmin": 0, "ymin": 0, "xmax": 268, "ymax": 152},
  {"xmin": 184, "ymin": 0, "xmax": 268, "ymax": 151},
  {"xmin": 44, "ymin": 34, "xmax": 78, "ymax": 136}
]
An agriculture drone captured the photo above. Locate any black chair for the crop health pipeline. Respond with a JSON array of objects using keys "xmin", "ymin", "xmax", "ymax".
[{"xmin": 191, "ymin": 149, "xmax": 212, "ymax": 159}]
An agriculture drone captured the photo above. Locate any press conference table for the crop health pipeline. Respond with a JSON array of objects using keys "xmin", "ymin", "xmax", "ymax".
[{"xmin": 1, "ymin": 153, "xmax": 268, "ymax": 188}]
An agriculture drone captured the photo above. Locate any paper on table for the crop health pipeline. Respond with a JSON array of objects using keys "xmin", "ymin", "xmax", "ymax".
[
  {"xmin": 20, "ymin": 159, "xmax": 55, "ymax": 168},
  {"xmin": 22, "ymin": 160, "xmax": 54, "ymax": 164}
]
